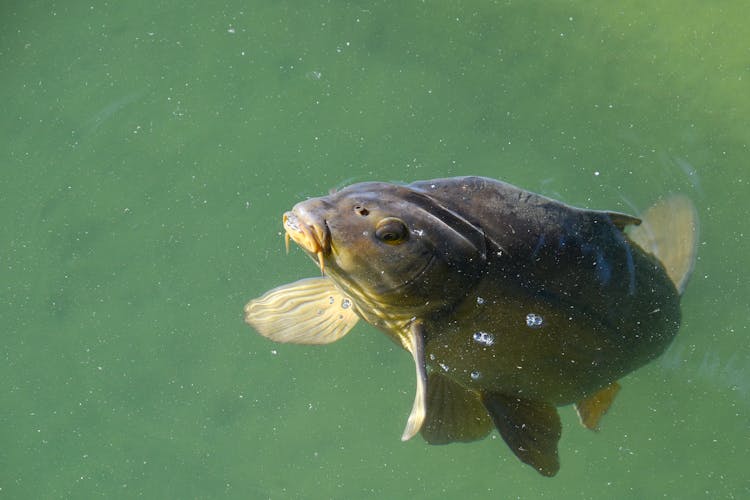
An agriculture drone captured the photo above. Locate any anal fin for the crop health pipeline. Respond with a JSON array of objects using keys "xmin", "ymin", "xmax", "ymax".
[
  {"xmin": 575, "ymin": 381, "xmax": 621, "ymax": 431},
  {"xmin": 421, "ymin": 371, "xmax": 493, "ymax": 445},
  {"xmin": 482, "ymin": 393, "xmax": 562, "ymax": 477}
]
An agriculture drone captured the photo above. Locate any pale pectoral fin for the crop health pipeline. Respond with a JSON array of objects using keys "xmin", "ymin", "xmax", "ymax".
[
  {"xmin": 482, "ymin": 393, "xmax": 562, "ymax": 477},
  {"xmin": 400, "ymin": 322, "xmax": 427, "ymax": 442},
  {"xmin": 244, "ymin": 277, "xmax": 359, "ymax": 344},
  {"xmin": 421, "ymin": 371, "xmax": 493, "ymax": 445},
  {"xmin": 575, "ymin": 381, "xmax": 621, "ymax": 431}
]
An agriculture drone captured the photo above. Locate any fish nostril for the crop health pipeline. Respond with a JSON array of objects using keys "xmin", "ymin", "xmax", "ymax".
[{"xmin": 354, "ymin": 205, "xmax": 369, "ymax": 216}]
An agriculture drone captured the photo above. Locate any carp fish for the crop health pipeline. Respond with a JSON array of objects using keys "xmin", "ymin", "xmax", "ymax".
[{"xmin": 245, "ymin": 176, "xmax": 697, "ymax": 476}]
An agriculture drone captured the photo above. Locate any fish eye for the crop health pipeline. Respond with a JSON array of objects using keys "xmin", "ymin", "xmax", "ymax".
[{"xmin": 375, "ymin": 217, "xmax": 408, "ymax": 245}]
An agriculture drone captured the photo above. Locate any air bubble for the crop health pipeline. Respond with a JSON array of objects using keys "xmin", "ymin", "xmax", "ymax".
[
  {"xmin": 341, "ymin": 298, "xmax": 352, "ymax": 309},
  {"xmin": 472, "ymin": 331, "xmax": 495, "ymax": 346},
  {"xmin": 476, "ymin": 296, "xmax": 485, "ymax": 305},
  {"xmin": 470, "ymin": 370, "xmax": 481, "ymax": 380},
  {"xmin": 526, "ymin": 313, "xmax": 544, "ymax": 329},
  {"xmin": 328, "ymin": 296, "xmax": 335, "ymax": 304}
]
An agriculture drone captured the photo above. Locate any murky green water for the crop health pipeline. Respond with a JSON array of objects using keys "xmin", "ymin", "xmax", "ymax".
[{"xmin": 2, "ymin": 1, "xmax": 748, "ymax": 498}]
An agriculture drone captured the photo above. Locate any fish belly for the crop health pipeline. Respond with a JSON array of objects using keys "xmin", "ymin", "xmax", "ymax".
[{"xmin": 424, "ymin": 276, "xmax": 680, "ymax": 405}]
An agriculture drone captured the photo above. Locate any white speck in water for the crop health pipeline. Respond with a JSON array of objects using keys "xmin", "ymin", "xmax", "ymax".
[
  {"xmin": 439, "ymin": 362, "xmax": 450, "ymax": 372},
  {"xmin": 472, "ymin": 331, "xmax": 495, "ymax": 346},
  {"xmin": 470, "ymin": 370, "xmax": 481, "ymax": 380},
  {"xmin": 526, "ymin": 313, "xmax": 544, "ymax": 329},
  {"xmin": 341, "ymin": 298, "xmax": 352, "ymax": 309},
  {"xmin": 476, "ymin": 296, "xmax": 485, "ymax": 305}
]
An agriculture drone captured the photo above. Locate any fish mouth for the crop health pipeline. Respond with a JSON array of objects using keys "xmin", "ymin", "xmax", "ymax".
[{"xmin": 283, "ymin": 211, "xmax": 331, "ymax": 273}]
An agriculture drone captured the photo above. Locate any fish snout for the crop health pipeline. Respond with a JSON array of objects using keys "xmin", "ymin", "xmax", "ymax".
[{"xmin": 283, "ymin": 210, "xmax": 331, "ymax": 272}]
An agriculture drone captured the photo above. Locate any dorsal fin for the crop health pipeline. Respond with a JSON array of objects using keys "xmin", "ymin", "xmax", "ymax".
[
  {"xmin": 605, "ymin": 211, "xmax": 642, "ymax": 230},
  {"xmin": 627, "ymin": 195, "xmax": 698, "ymax": 294}
]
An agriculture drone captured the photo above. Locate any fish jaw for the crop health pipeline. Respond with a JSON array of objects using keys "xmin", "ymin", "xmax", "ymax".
[{"xmin": 283, "ymin": 211, "xmax": 331, "ymax": 273}]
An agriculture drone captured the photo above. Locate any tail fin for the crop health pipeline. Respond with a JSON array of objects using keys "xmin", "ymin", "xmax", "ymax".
[{"xmin": 627, "ymin": 195, "xmax": 698, "ymax": 294}]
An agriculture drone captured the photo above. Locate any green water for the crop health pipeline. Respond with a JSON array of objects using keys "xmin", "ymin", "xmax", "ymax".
[{"xmin": 2, "ymin": 1, "xmax": 748, "ymax": 498}]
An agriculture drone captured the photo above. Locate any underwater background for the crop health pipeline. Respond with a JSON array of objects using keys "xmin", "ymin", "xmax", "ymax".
[{"xmin": 2, "ymin": 1, "xmax": 748, "ymax": 498}]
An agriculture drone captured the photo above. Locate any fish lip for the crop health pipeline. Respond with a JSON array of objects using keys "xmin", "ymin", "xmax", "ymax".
[{"xmin": 283, "ymin": 211, "xmax": 331, "ymax": 268}]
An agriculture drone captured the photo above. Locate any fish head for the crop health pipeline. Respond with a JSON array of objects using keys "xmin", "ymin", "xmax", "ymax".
[{"xmin": 283, "ymin": 181, "xmax": 488, "ymax": 315}]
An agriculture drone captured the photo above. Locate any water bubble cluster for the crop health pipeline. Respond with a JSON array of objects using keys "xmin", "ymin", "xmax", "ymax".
[
  {"xmin": 526, "ymin": 313, "xmax": 544, "ymax": 329},
  {"xmin": 472, "ymin": 331, "xmax": 495, "ymax": 346}
]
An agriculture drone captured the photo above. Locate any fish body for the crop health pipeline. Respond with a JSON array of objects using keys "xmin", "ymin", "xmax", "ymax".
[{"xmin": 245, "ymin": 176, "xmax": 697, "ymax": 476}]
